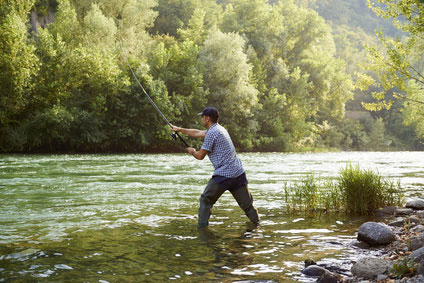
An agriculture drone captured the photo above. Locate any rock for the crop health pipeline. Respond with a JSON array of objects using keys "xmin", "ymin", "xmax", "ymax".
[
  {"xmin": 418, "ymin": 262, "xmax": 424, "ymax": 275},
  {"xmin": 406, "ymin": 199, "xmax": 424, "ymax": 210},
  {"xmin": 301, "ymin": 265, "xmax": 327, "ymax": 276},
  {"xmin": 352, "ymin": 240, "xmax": 372, "ymax": 249},
  {"xmin": 388, "ymin": 217, "xmax": 407, "ymax": 227},
  {"xmin": 357, "ymin": 222, "xmax": 396, "ymax": 246},
  {"xmin": 351, "ymin": 257, "xmax": 393, "ymax": 279},
  {"xmin": 410, "ymin": 247, "xmax": 424, "ymax": 262},
  {"xmin": 381, "ymin": 206, "xmax": 397, "ymax": 214},
  {"xmin": 395, "ymin": 208, "xmax": 414, "ymax": 215},
  {"xmin": 317, "ymin": 270, "xmax": 341, "ymax": 283},
  {"xmin": 375, "ymin": 206, "xmax": 397, "ymax": 217},
  {"xmin": 409, "ymin": 216, "xmax": 422, "ymax": 225},
  {"xmin": 388, "ymin": 216, "xmax": 420, "ymax": 227},
  {"xmin": 409, "ymin": 234, "xmax": 424, "ymax": 251},
  {"xmin": 376, "ymin": 274, "xmax": 388, "ymax": 281},
  {"xmin": 411, "ymin": 225, "xmax": 424, "ymax": 233}
]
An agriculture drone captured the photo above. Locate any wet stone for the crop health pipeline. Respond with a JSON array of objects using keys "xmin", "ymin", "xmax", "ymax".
[
  {"xmin": 407, "ymin": 229, "xmax": 424, "ymax": 251},
  {"xmin": 351, "ymin": 257, "xmax": 393, "ymax": 279},
  {"xmin": 395, "ymin": 208, "xmax": 414, "ymax": 215},
  {"xmin": 301, "ymin": 265, "xmax": 327, "ymax": 276},
  {"xmin": 379, "ymin": 206, "xmax": 397, "ymax": 215},
  {"xmin": 410, "ymin": 247, "xmax": 424, "ymax": 262},
  {"xmin": 388, "ymin": 216, "xmax": 420, "ymax": 227},
  {"xmin": 357, "ymin": 222, "xmax": 396, "ymax": 246},
  {"xmin": 406, "ymin": 199, "xmax": 424, "ymax": 210},
  {"xmin": 411, "ymin": 225, "xmax": 424, "ymax": 233}
]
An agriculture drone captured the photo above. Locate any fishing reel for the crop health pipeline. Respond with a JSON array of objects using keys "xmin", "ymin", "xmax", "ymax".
[{"xmin": 170, "ymin": 132, "xmax": 177, "ymax": 140}]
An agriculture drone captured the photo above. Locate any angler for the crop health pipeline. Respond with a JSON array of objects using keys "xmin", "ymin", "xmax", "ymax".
[{"xmin": 171, "ymin": 107, "xmax": 260, "ymax": 228}]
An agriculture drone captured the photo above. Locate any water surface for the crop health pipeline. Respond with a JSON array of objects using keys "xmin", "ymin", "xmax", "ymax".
[{"xmin": 1, "ymin": 152, "xmax": 423, "ymax": 282}]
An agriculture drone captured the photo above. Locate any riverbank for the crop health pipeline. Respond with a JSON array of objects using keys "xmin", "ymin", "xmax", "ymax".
[{"xmin": 301, "ymin": 199, "xmax": 424, "ymax": 282}]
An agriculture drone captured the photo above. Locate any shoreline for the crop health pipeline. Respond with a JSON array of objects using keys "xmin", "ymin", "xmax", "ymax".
[{"xmin": 300, "ymin": 200, "xmax": 424, "ymax": 282}]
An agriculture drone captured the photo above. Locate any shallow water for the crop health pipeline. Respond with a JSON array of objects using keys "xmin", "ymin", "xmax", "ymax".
[{"xmin": 0, "ymin": 152, "xmax": 423, "ymax": 282}]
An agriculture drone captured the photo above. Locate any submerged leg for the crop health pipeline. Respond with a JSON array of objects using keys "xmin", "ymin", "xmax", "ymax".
[
  {"xmin": 198, "ymin": 179, "xmax": 225, "ymax": 228},
  {"xmin": 230, "ymin": 185, "xmax": 260, "ymax": 224}
]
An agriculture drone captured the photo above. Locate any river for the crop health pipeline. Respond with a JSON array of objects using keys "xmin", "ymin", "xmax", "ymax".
[{"xmin": 0, "ymin": 152, "xmax": 423, "ymax": 282}]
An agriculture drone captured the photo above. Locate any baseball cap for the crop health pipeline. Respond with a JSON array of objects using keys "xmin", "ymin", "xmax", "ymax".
[{"xmin": 197, "ymin": 107, "xmax": 219, "ymax": 119}]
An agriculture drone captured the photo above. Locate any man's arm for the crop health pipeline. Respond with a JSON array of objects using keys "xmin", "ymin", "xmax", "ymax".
[
  {"xmin": 170, "ymin": 125, "xmax": 206, "ymax": 139},
  {"xmin": 187, "ymin": 148, "xmax": 208, "ymax": 160}
]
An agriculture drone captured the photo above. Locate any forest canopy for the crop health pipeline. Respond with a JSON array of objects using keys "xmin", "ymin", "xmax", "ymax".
[{"xmin": 0, "ymin": 0, "xmax": 423, "ymax": 153}]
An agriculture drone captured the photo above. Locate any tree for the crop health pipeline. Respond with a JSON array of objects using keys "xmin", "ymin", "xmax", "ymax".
[
  {"xmin": 198, "ymin": 28, "xmax": 259, "ymax": 149},
  {"xmin": 359, "ymin": 0, "xmax": 424, "ymax": 139},
  {"xmin": 0, "ymin": 0, "xmax": 38, "ymax": 150}
]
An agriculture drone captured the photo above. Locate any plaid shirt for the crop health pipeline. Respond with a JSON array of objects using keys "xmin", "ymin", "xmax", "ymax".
[{"xmin": 201, "ymin": 123, "xmax": 244, "ymax": 178}]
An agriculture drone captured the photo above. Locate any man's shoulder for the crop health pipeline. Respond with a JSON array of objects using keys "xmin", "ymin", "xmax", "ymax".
[{"xmin": 206, "ymin": 123, "xmax": 222, "ymax": 135}]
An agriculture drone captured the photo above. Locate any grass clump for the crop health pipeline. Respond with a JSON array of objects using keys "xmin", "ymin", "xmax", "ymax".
[
  {"xmin": 284, "ymin": 175, "xmax": 342, "ymax": 214},
  {"xmin": 283, "ymin": 164, "xmax": 404, "ymax": 215},
  {"xmin": 339, "ymin": 164, "xmax": 404, "ymax": 214}
]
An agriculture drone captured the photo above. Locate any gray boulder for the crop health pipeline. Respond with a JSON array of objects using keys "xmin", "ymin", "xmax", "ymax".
[
  {"xmin": 351, "ymin": 257, "xmax": 393, "ymax": 279},
  {"xmin": 410, "ymin": 247, "xmax": 424, "ymax": 262},
  {"xmin": 409, "ymin": 234, "xmax": 424, "ymax": 251},
  {"xmin": 357, "ymin": 222, "xmax": 396, "ymax": 246},
  {"xmin": 395, "ymin": 208, "xmax": 414, "ymax": 215},
  {"xmin": 301, "ymin": 265, "xmax": 327, "ymax": 276},
  {"xmin": 388, "ymin": 216, "xmax": 420, "ymax": 227},
  {"xmin": 406, "ymin": 199, "xmax": 424, "ymax": 210}
]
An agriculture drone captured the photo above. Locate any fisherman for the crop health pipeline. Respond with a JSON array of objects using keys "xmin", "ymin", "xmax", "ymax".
[{"xmin": 170, "ymin": 107, "xmax": 260, "ymax": 228}]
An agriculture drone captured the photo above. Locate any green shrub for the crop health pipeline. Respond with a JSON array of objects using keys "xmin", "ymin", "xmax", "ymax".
[
  {"xmin": 339, "ymin": 164, "xmax": 404, "ymax": 214},
  {"xmin": 283, "ymin": 164, "xmax": 404, "ymax": 215}
]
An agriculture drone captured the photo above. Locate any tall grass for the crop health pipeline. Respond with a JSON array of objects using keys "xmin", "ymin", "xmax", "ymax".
[
  {"xmin": 283, "ymin": 164, "xmax": 404, "ymax": 215},
  {"xmin": 339, "ymin": 164, "xmax": 404, "ymax": 214}
]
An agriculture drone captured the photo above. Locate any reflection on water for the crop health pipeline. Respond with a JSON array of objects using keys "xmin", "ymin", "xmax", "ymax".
[{"xmin": 0, "ymin": 152, "xmax": 423, "ymax": 281}]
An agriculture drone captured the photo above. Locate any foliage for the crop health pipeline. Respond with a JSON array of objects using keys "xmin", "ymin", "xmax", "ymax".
[
  {"xmin": 361, "ymin": 0, "xmax": 424, "ymax": 139},
  {"xmin": 0, "ymin": 0, "xmax": 422, "ymax": 152},
  {"xmin": 390, "ymin": 257, "xmax": 418, "ymax": 279},
  {"xmin": 0, "ymin": 0, "xmax": 38, "ymax": 150},
  {"xmin": 283, "ymin": 164, "xmax": 404, "ymax": 215},
  {"xmin": 198, "ymin": 28, "xmax": 259, "ymax": 149},
  {"xmin": 338, "ymin": 164, "xmax": 404, "ymax": 214},
  {"xmin": 283, "ymin": 174, "xmax": 342, "ymax": 214}
]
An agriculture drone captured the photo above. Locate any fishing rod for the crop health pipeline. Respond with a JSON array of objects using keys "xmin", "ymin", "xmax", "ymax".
[{"xmin": 117, "ymin": 15, "xmax": 190, "ymax": 148}]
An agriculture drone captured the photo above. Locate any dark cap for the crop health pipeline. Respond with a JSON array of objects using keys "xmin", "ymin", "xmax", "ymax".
[{"xmin": 197, "ymin": 107, "xmax": 219, "ymax": 119}]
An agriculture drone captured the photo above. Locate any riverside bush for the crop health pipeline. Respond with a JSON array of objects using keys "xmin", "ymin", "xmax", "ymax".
[
  {"xmin": 339, "ymin": 164, "xmax": 404, "ymax": 214},
  {"xmin": 283, "ymin": 164, "xmax": 404, "ymax": 215}
]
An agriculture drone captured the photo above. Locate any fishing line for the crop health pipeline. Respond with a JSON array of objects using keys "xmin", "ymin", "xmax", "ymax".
[{"xmin": 117, "ymin": 14, "xmax": 190, "ymax": 148}]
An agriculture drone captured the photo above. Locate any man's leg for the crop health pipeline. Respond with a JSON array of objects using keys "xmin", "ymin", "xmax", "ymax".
[
  {"xmin": 198, "ymin": 178, "xmax": 225, "ymax": 228},
  {"xmin": 230, "ymin": 185, "xmax": 259, "ymax": 224}
]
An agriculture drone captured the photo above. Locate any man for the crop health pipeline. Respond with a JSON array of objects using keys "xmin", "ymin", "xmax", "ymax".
[{"xmin": 170, "ymin": 107, "xmax": 259, "ymax": 228}]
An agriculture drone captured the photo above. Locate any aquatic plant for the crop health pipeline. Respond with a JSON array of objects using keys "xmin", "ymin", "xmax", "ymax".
[
  {"xmin": 339, "ymin": 164, "xmax": 404, "ymax": 215},
  {"xmin": 284, "ymin": 175, "xmax": 338, "ymax": 214},
  {"xmin": 283, "ymin": 164, "xmax": 404, "ymax": 215},
  {"xmin": 284, "ymin": 175, "xmax": 318, "ymax": 213}
]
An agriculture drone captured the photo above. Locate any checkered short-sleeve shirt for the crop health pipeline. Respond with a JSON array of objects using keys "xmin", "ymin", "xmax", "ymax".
[{"xmin": 201, "ymin": 123, "xmax": 244, "ymax": 178}]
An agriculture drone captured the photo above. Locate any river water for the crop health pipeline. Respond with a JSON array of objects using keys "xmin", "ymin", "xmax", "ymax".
[{"xmin": 0, "ymin": 152, "xmax": 423, "ymax": 282}]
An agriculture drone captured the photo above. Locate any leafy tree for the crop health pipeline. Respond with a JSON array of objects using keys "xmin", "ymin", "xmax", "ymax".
[
  {"xmin": 358, "ymin": 0, "xmax": 424, "ymax": 140},
  {"xmin": 0, "ymin": 0, "xmax": 38, "ymax": 150},
  {"xmin": 148, "ymin": 40, "xmax": 206, "ymax": 128},
  {"xmin": 198, "ymin": 28, "xmax": 259, "ymax": 149},
  {"xmin": 361, "ymin": 0, "xmax": 423, "ymax": 107},
  {"xmin": 402, "ymin": 81, "xmax": 424, "ymax": 138}
]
